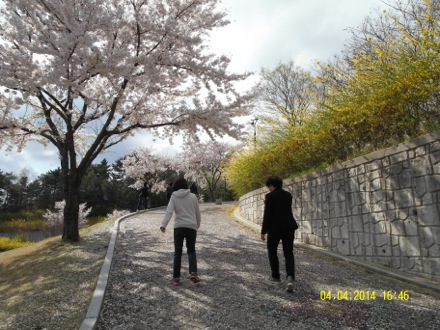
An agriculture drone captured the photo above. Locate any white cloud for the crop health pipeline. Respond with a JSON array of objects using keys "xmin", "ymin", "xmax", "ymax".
[
  {"xmin": 94, "ymin": 130, "xmax": 182, "ymax": 165},
  {"xmin": 214, "ymin": 0, "xmax": 383, "ymax": 72},
  {"xmin": 0, "ymin": 142, "xmax": 59, "ymax": 179}
]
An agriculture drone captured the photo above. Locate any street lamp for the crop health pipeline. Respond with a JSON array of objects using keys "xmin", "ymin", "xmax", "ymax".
[{"xmin": 250, "ymin": 117, "xmax": 258, "ymax": 147}]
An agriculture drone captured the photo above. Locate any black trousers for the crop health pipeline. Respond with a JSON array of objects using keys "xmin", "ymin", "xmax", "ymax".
[
  {"xmin": 173, "ymin": 228, "xmax": 197, "ymax": 278},
  {"xmin": 137, "ymin": 196, "xmax": 147, "ymax": 210},
  {"xmin": 267, "ymin": 230, "xmax": 295, "ymax": 280}
]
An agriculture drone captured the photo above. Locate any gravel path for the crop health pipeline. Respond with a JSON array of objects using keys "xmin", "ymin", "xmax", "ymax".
[{"xmin": 96, "ymin": 203, "xmax": 440, "ymax": 330}]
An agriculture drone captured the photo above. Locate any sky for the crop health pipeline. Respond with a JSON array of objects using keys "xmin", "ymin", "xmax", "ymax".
[{"xmin": 0, "ymin": 0, "xmax": 386, "ymax": 180}]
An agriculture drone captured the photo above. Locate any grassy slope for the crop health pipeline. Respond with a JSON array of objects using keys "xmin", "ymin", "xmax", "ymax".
[{"xmin": 0, "ymin": 218, "xmax": 116, "ymax": 330}]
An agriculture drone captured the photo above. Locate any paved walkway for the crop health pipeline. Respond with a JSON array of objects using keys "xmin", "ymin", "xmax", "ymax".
[{"xmin": 91, "ymin": 203, "xmax": 439, "ymax": 330}]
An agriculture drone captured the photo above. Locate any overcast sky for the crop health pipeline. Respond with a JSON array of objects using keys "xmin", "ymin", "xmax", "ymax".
[{"xmin": 0, "ymin": 0, "xmax": 386, "ymax": 179}]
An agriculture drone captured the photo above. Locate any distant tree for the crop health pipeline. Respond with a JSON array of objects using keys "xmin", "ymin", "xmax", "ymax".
[
  {"xmin": 35, "ymin": 169, "xmax": 64, "ymax": 210},
  {"xmin": 317, "ymin": 0, "xmax": 440, "ymax": 157},
  {"xmin": 122, "ymin": 147, "xmax": 171, "ymax": 193},
  {"xmin": 0, "ymin": 170, "xmax": 15, "ymax": 210},
  {"xmin": 254, "ymin": 61, "xmax": 316, "ymax": 128},
  {"xmin": 177, "ymin": 141, "xmax": 232, "ymax": 202},
  {"xmin": 80, "ymin": 159, "xmax": 112, "ymax": 216},
  {"xmin": 108, "ymin": 159, "xmax": 139, "ymax": 211},
  {"xmin": 0, "ymin": 169, "xmax": 33, "ymax": 211},
  {"xmin": 0, "ymin": 0, "xmax": 251, "ymax": 241}
]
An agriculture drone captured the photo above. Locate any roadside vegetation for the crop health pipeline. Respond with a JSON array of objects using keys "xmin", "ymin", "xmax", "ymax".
[
  {"xmin": 0, "ymin": 236, "xmax": 34, "ymax": 251},
  {"xmin": 0, "ymin": 210, "xmax": 46, "ymax": 251},
  {"xmin": 225, "ymin": 0, "xmax": 440, "ymax": 195},
  {"xmin": 0, "ymin": 209, "xmax": 113, "ymax": 252}
]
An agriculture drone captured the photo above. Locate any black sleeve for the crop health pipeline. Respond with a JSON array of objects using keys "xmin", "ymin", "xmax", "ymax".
[{"xmin": 261, "ymin": 194, "xmax": 271, "ymax": 234}]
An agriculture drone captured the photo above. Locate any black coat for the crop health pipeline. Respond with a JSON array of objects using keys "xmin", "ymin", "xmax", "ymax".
[{"xmin": 261, "ymin": 188, "xmax": 298, "ymax": 235}]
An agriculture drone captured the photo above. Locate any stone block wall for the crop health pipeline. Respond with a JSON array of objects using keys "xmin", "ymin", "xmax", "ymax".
[{"xmin": 239, "ymin": 130, "xmax": 440, "ymax": 281}]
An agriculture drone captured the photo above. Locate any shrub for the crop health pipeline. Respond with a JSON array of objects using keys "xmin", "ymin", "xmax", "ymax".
[
  {"xmin": 106, "ymin": 209, "xmax": 130, "ymax": 218},
  {"xmin": 0, "ymin": 235, "xmax": 34, "ymax": 251},
  {"xmin": 43, "ymin": 201, "xmax": 91, "ymax": 228}
]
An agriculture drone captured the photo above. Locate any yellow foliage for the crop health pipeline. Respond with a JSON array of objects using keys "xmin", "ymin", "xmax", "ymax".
[
  {"xmin": 225, "ymin": 0, "xmax": 440, "ymax": 196},
  {"xmin": 0, "ymin": 236, "xmax": 34, "ymax": 251}
]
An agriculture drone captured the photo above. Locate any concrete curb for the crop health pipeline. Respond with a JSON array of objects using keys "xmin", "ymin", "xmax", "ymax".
[
  {"xmin": 79, "ymin": 211, "xmax": 138, "ymax": 330},
  {"xmin": 232, "ymin": 207, "xmax": 440, "ymax": 293}
]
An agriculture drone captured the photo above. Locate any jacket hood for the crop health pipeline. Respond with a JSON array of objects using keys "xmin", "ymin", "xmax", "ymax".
[{"xmin": 173, "ymin": 189, "xmax": 191, "ymax": 198}]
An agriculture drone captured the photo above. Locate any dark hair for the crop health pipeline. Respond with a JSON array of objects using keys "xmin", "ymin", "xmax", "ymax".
[
  {"xmin": 265, "ymin": 175, "xmax": 283, "ymax": 189},
  {"xmin": 172, "ymin": 178, "xmax": 188, "ymax": 191}
]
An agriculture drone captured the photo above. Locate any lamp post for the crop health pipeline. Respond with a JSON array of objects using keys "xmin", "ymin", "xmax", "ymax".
[
  {"xmin": 250, "ymin": 117, "xmax": 258, "ymax": 148},
  {"xmin": 223, "ymin": 176, "xmax": 227, "ymax": 201}
]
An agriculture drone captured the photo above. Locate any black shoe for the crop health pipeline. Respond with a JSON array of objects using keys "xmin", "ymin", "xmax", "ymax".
[{"xmin": 268, "ymin": 276, "xmax": 281, "ymax": 283}]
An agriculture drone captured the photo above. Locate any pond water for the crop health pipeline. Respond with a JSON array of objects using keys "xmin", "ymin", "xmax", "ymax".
[{"xmin": 0, "ymin": 229, "xmax": 59, "ymax": 243}]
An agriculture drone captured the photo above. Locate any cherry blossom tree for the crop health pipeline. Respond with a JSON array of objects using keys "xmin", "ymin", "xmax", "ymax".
[
  {"xmin": 177, "ymin": 140, "xmax": 232, "ymax": 202},
  {"xmin": 43, "ymin": 200, "xmax": 91, "ymax": 235},
  {"xmin": 121, "ymin": 146, "xmax": 171, "ymax": 193},
  {"xmin": 0, "ymin": 0, "xmax": 252, "ymax": 241}
]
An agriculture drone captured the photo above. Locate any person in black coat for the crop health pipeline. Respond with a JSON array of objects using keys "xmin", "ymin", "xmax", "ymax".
[
  {"xmin": 190, "ymin": 182, "xmax": 198, "ymax": 196},
  {"xmin": 261, "ymin": 175, "xmax": 298, "ymax": 292},
  {"xmin": 137, "ymin": 182, "xmax": 149, "ymax": 210}
]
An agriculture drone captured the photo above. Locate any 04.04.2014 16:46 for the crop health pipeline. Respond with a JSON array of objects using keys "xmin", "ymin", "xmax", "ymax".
[{"xmin": 319, "ymin": 290, "xmax": 411, "ymax": 301}]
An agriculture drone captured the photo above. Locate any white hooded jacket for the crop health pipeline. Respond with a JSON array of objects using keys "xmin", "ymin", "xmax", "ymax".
[{"xmin": 161, "ymin": 189, "xmax": 201, "ymax": 231}]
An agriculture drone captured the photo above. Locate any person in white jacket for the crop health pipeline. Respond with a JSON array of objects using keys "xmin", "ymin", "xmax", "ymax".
[{"xmin": 160, "ymin": 178, "xmax": 201, "ymax": 286}]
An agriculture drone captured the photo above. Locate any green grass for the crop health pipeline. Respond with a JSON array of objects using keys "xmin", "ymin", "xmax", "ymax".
[
  {"xmin": 0, "ymin": 209, "xmax": 46, "ymax": 222},
  {"xmin": 86, "ymin": 216, "xmax": 108, "ymax": 226},
  {"xmin": 0, "ymin": 217, "xmax": 117, "ymax": 330}
]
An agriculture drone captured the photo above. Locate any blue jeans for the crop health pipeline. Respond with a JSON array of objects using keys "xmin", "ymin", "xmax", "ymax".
[
  {"xmin": 173, "ymin": 228, "xmax": 197, "ymax": 278},
  {"xmin": 267, "ymin": 230, "xmax": 295, "ymax": 280}
]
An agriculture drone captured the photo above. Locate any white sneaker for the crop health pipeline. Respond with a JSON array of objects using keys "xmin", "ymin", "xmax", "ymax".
[
  {"xmin": 268, "ymin": 276, "xmax": 281, "ymax": 283},
  {"xmin": 286, "ymin": 275, "xmax": 294, "ymax": 292}
]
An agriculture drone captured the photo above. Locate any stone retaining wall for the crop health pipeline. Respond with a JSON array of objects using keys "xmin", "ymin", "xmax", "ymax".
[{"xmin": 239, "ymin": 130, "xmax": 440, "ymax": 281}]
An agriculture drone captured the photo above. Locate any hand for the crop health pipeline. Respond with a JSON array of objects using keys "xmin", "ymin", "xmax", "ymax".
[
  {"xmin": 160, "ymin": 227, "xmax": 166, "ymax": 233},
  {"xmin": 260, "ymin": 234, "xmax": 266, "ymax": 241}
]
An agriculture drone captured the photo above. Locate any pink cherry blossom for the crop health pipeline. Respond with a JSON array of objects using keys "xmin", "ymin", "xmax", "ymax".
[{"xmin": 0, "ymin": 0, "xmax": 252, "ymax": 241}]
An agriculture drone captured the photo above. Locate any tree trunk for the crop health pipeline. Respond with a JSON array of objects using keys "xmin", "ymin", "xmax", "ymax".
[
  {"xmin": 61, "ymin": 167, "xmax": 82, "ymax": 241},
  {"xmin": 61, "ymin": 148, "xmax": 82, "ymax": 242},
  {"xmin": 63, "ymin": 191, "xmax": 80, "ymax": 242}
]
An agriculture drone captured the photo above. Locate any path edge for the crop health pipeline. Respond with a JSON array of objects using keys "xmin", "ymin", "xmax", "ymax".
[{"xmin": 79, "ymin": 211, "xmax": 139, "ymax": 330}]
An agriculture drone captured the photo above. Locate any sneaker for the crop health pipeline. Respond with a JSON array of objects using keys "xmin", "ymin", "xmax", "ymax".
[
  {"xmin": 268, "ymin": 276, "xmax": 281, "ymax": 283},
  {"xmin": 286, "ymin": 275, "xmax": 294, "ymax": 292},
  {"xmin": 171, "ymin": 278, "xmax": 181, "ymax": 286},
  {"xmin": 188, "ymin": 273, "xmax": 201, "ymax": 283}
]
